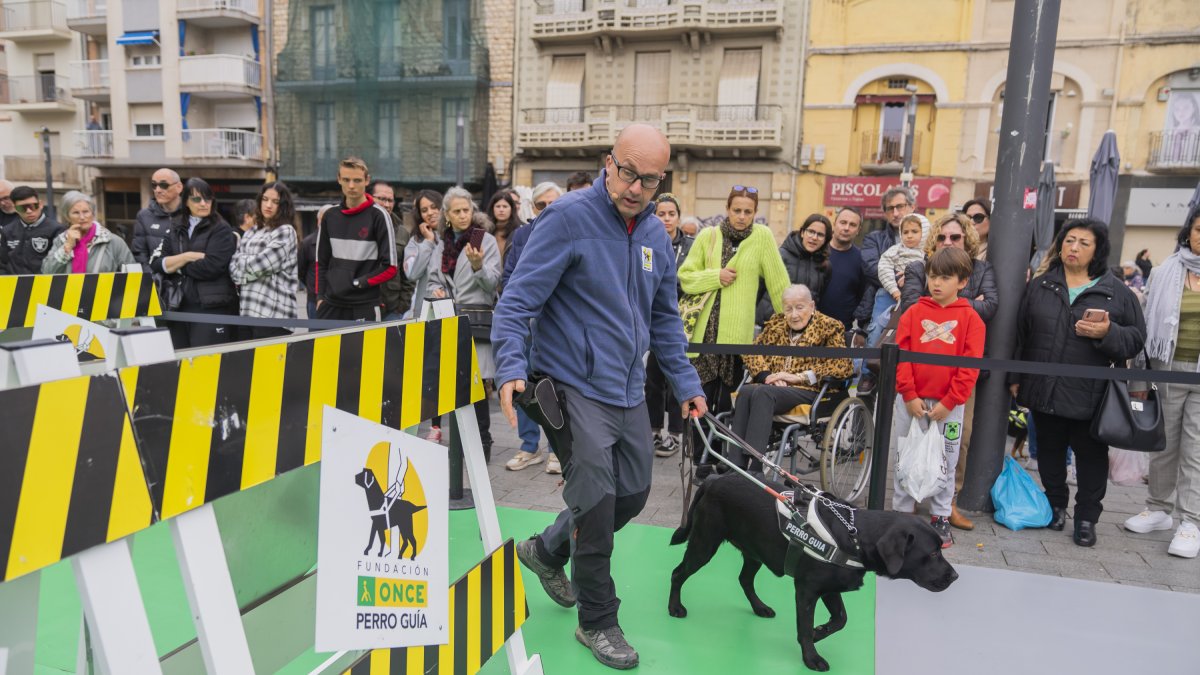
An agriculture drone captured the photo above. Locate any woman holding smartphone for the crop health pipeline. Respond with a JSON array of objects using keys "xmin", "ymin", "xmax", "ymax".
[
  {"xmin": 1010, "ymin": 219, "xmax": 1146, "ymax": 548},
  {"xmin": 426, "ymin": 187, "xmax": 501, "ymax": 461}
]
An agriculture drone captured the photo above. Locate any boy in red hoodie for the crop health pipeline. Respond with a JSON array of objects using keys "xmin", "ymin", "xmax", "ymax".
[{"xmin": 892, "ymin": 247, "xmax": 985, "ymax": 547}]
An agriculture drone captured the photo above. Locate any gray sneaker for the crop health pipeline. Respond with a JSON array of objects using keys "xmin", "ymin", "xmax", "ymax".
[
  {"xmin": 575, "ymin": 624, "xmax": 639, "ymax": 670},
  {"xmin": 515, "ymin": 538, "xmax": 576, "ymax": 607}
]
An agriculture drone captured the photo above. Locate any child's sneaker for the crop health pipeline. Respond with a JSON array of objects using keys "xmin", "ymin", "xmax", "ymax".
[
  {"xmin": 1123, "ymin": 509, "xmax": 1173, "ymax": 534},
  {"xmin": 931, "ymin": 516, "xmax": 953, "ymax": 549},
  {"xmin": 1168, "ymin": 522, "xmax": 1199, "ymax": 559}
]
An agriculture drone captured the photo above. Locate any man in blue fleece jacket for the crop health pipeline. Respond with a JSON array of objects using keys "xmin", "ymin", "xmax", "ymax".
[{"xmin": 493, "ymin": 124, "xmax": 706, "ymax": 669}]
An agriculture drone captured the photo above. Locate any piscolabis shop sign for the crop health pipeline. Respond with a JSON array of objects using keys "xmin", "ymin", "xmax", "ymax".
[{"xmin": 316, "ymin": 407, "xmax": 449, "ymax": 650}]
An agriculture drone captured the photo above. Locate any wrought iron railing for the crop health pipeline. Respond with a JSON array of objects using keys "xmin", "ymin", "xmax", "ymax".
[{"xmin": 1147, "ymin": 130, "xmax": 1200, "ymax": 170}]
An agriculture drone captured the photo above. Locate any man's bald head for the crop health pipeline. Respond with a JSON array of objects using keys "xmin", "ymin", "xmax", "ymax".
[
  {"xmin": 151, "ymin": 168, "xmax": 183, "ymax": 211},
  {"xmin": 605, "ymin": 123, "xmax": 671, "ymax": 220},
  {"xmin": 0, "ymin": 180, "xmax": 14, "ymax": 215}
]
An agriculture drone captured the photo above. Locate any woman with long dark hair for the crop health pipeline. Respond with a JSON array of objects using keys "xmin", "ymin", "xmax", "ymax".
[
  {"xmin": 403, "ymin": 188, "xmax": 444, "ymax": 320},
  {"xmin": 150, "ymin": 177, "xmax": 239, "ymax": 348},
  {"xmin": 1011, "ymin": 219, "xmax": 1146, "ymax": 547},
  {"xmin": 486, "ymin": 190, "xmax": 524, "ymax": 263},
  {"xmin": 758, "ymin": 213, "xmax": 832, "ymax": 324},
  {"xmin": 230, "ymin": 181, "xmax": 301, "ymax": 340}
]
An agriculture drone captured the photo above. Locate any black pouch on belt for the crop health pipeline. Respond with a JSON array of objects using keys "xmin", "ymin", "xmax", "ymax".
[{"xmin": 516, "ymin": 375, "xmax": 574, "ymax": 471}]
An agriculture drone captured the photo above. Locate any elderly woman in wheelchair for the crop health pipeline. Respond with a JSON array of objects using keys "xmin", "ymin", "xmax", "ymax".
[{"xmin": 722, "ymin": 284, "xmax": 874, "ymax": 500}]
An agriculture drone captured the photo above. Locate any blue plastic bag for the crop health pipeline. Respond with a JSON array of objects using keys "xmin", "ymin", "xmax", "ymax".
[{"xmin": 991, "ymin": 456, "xmax": 1053, "ymax": 531}]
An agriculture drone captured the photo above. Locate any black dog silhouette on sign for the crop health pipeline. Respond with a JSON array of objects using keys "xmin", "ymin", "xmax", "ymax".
[{"xmin": 354, "ymin": 468, "xmax": 426, "ymax": 559}]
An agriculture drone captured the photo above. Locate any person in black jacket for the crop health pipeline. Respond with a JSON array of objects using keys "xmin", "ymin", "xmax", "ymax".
[
  {"xmin": 757, "ymin": 213, "xmax": 830, "ymax": 324},
  {"xmin": 1, "ymin": 186, "xmax": 66, "ymax": 274},
  {"xmin": 1010, "ymin": 219, "xmax": 1146, "ymax": 548},
  {"xmin": 298, "ymin": 228, "xmax": 319, "ymax": 319},
  {"xmin": 645, "ymin": 193, "xmax": 693, "ymax": 457},
  {"xmin": 150, "ymin": 178, "xmax": 239, "ymax": 348},
  {"xmin": 133, "ymin": 168, "xmax": 184, "ymax": 268}
]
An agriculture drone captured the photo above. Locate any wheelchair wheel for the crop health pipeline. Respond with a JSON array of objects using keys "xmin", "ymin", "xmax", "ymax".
[{"xmin": 820, "ymin": 396, "xmax": 874, "ymax": 502}]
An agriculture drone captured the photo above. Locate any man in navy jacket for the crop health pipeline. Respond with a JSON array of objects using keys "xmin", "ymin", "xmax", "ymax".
[{"xmin": 493, "ymin": 124, "xmax": 705, "ymax": 669}]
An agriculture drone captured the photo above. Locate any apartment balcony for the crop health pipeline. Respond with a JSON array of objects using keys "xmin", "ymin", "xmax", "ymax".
[
  {"xmin": 177, "ymin": 0, "xmax": 260, "ymax": 28},
  {"xmin": 70, "ymin": 59, "xmax": 108, "ymax": 100},
  {"xmin": 518, "ymin": 103, "xmax": 782, "ymax": 155},
  {"xmin": 183, "ymin": 128, "xmax": 264, "ymax": 164},
  {"xmin": 179, "ymin": 54, "xmax": 261, "ymax": 99},
  {"xmin": 0, "ymin": 1, "xmax": 71, "ymax": 41},
  {"xmin": 74, "ymin": 129, "xmax": 112, "ymax": 159},
  {"xmin": 3, "ymin": 154, "xmax": 79, "ymax": 184},
  {"xmin": 1146, "ymin": 130, "xmax": 1200, "ymax": 172},
  {"xmin": 530, "ymin": 0, "xmax": 783, "ymax": 44},
  {"xmin": 0, "ymin": 74, "xmax": 75, "ymax": 112},
  {"xmin": 65, "ymin": 0, "xmax": 105, "ymax": 35},
  {"xmin": 276, "ymin": 40, "xmax": 488, "ymax": 92},
  {"xmin": 859, "ymin": 131, "xmax": 922, "ymax": 174}
]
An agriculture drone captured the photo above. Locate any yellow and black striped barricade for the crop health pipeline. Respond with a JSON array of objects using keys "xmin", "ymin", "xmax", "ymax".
[
  {"xmin": 0, "ymin": 272, "xmax": 162, "ymax": 330},
  {"xmin": 344, "ymin": 539, "xmax": 530, "ymax": 675}
]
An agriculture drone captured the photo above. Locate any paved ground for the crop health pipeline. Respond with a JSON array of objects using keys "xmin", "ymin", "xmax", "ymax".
[{"xmin": 439, "ymin": 396, "xmax": 1199, "ymax": 594}]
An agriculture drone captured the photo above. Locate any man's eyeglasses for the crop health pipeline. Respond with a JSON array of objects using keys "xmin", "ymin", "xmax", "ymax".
[
  {"xmin": 965, "ymin": 212, "xmax": 987, "ymax": 224},
  {"xmin": 150, "ymin": 181, "xmax": 176, "ymax": 191},
  {"xmin": 731, "ymin": 185, "xmax": 759, "ymax": 195},
  {"xmin": 534, "ymin": 201, "xmax": 549, "ymax": 210},
  {"xmin": 884, "ymin": 203, "xmax": 912, "ymax": 213},
  {"xmin": 188, "ymin": 195, "xmax": 213, "ymax": 204},
  {"xmin": 610, "ymin": 153, "xmax": 663, "ymax": 189},
  {"xmin": 15, "ymin": 202, "xmax": 40, "ymax": 213},
  {"xmin": 802, "ymin": 228, "xmax": 826, "ymax": 238},
  {"xmin": 937, "ymin": 233, "xmax": 963, "ymax": 243}
]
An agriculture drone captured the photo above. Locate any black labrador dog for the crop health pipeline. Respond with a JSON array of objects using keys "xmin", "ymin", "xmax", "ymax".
[
  {"xmin": 669, "ymin": 474, "xmax": 958, "ymax": 672},
  {"xmin": 354, "ymin": 468, "xmax": 427, "ymax": 560}
]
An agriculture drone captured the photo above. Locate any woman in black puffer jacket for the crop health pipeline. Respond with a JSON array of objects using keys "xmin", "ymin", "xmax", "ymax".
[
  {"xmin": 756, "ymin": 213, "xmax": 830, "ymax": 324},
  {"xmin": 150, "ymin": 177, "xmax": 239, "ymax": 348},
  {"xmin": 1010, "ymin": 219, "xmax": 1145, "ymax": 548}
]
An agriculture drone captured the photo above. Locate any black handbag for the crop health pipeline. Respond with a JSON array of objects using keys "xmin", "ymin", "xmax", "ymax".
[
  {"xmin": 1090, "ymin": 351, "xmax": 1165, "ymax": 453},
  {"xmin": 457, "ymin": 303, "xmax": 493, "ymax": 342}
]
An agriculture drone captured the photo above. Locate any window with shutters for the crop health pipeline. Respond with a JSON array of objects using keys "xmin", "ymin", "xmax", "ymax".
[
  {"xmin": 545, "ymin": 55, "xmax": 586, "ymax": 123},
  {"xmin": 716, "ymin": 48, "xmax": 761, "ymax": 122}
]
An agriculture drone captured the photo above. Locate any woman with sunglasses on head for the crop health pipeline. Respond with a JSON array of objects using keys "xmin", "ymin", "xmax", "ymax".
[
  {"xmin": 960, "ymin": 199, "xmax": 991, "ymax": 260},
  {"xmin": 229, "ymin": 182, "xmax": 301, "ymax": 340},
  {"xmin": 757, "ymin": 213, "xmax": 832, "ymax": 325},
  {"xmin": 678, "ymin": 184, "xmax": 790, "ymax": 468},
  {"xmin": 42, "ymin": 191, "xmax": 135, "ymax": 274},
  {"xmin": 150, "ymin": 177, "xmax": 239, "ymax": 348},
  {"xmin": 897, "ymin": 212, "xmax": 997, "ymax": 531}
]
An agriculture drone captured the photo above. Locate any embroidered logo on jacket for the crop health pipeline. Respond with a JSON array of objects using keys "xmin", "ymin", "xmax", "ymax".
[
  {"xmin": 919, "ymin": 319, "xmax": 958, "ymax": 345},
  {"xmin": 641, "ymin": 246, "xmax": 653, "ymax": 272},
  {"xmin": 30, "ymin": 237, "xmax": 49, "ymax": 254}
]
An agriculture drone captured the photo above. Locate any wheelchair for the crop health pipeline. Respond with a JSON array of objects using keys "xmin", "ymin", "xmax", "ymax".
[{"xmin": 717, "ymin": 375, "xmax": 874, "ymax": 503}]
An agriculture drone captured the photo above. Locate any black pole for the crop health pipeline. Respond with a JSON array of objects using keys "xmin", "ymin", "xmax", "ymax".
[
  {"xmin": 958, "ymin": 0, "xmax": 1061, "ymax": 511},
  {"xmin": 41, "ymin": 126, "xmax": 55, "ymax": 215},
  {"xmin": 867, "ymin": 343, "xmax": 899, "ymax": 511},
  {"xmin": 446, "ymin": 415, "xmax": 474, "ymax": 510}
]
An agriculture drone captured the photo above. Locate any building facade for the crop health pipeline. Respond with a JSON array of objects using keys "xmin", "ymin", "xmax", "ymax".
[
  {"xmin": 512, "ymin": 0, "xmax": 805, "ymax": 239},
  {"xmin": 38, "ymin": 0, "xmax": 271, "ymax": 236},
  {"xmin": 0, "ymin": 0, "xmax": 88, "ymax": 204},
  {"xmin": 799, "ymin": 0, "xmax": 1200, "ymax": 261},
  {"xmin": 271, "ymin": 0, "xmax": 493, "ymax": 203}
]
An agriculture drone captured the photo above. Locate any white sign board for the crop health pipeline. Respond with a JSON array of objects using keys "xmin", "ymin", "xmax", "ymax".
[
  {"xmin": 31, "ymin": 305, "xmax": 116, "ymax": 364},
  {"xmin": 316, "ymin": 407, "xmax": 449, "ymax": 652},
  {"xmin": 1125, "ymin": 188, "xmax": 1194, "ymax": 227}
]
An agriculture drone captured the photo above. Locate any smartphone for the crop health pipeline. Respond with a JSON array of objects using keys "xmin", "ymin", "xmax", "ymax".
[
  {"xmin": 1082, "ymin": 309, "xmax": 1108, "ymax": 322},
  {"xmin": 468, "ymin": 228, "xmax": 485, "ymax": 250}
]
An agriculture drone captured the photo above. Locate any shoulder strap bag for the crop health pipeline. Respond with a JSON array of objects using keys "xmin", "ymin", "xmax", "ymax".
[{"xmin": 1090, "ymin": 348, "xmax": 1166, "ymax": 453}]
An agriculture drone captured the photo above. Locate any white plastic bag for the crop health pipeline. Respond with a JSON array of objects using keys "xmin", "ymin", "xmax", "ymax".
[
  {"xmin": 1109, "ymin": 448, "xmax": 1149, "ymax": 487},
  {"xmin": 896, "ymin": 417, "xmax": 948, "ymax": 502}
]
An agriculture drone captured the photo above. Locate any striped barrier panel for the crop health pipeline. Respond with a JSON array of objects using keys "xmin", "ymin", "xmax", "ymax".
[
  {"xmin": 345, "ymin": 539, "xmax": 530, "ymax": 675},
  {"xmin": 0, "ymin": 272, "xmax": 162, "ymax": 329},
  {"xmin": 120, "ymin": 318, "xmax": 484, "ymax": 520},
  {"xmin": 0, "ymin": 373, "xmax": 154, "ymax": 583}
]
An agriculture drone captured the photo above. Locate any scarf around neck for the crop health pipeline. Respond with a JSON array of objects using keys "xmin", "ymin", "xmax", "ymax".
[
  {"xmin": 441, "ymin": 222, "xmax": 482, "ymax": 276},
  {"xmin": 719, "ymin": 218, "xmax": 753, "ymax": 266},
  {"xmin": 72, "ymin": 223, "xmax": 99, "ymax": 274},
  {"xmin": 1144, "ymin": 247, "xmax": 1200, "ymax": 364}
]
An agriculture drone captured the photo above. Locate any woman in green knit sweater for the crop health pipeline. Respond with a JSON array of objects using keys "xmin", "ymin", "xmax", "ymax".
[{"xmin": 678, "ymin": 185, "xmax": 790, "ymax": 463}]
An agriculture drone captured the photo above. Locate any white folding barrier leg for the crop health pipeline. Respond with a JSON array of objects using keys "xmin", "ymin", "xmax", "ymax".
[
  {"xmin": 72, "ymin": 539, "xmax": 161, "ymax": 675},
  {"xmin": 0, "ymin": 573, "xmax": 38, "ymax": 675},
  {"xmin": 170, "ymin": 506, "xmax": 255, "ymax": 674}
]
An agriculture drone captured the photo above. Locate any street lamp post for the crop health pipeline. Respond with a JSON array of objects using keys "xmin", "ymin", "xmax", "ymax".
[
  {"xmin": 41, "ymin": 126, "xmax": 55, "ymax": 215},
  {"xmin": 901, "ymin": 84, "xmax": 918, "ymax": 188}
]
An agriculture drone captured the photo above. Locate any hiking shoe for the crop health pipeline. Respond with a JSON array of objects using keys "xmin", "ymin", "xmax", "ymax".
[
  {"xmin": 654, "ymin": 432, "xmax": 680, "ymax": 458},
  {"xmin": 545, "ymin": 454, "xmax": 562, "ymax": 474},
  {"xmin": 515, "ymin": 538, "xmax": 576, "ymax": 607},
  {"xmin": 575, "ymin": 624, "xmax": 639, "ymax": 670},
  {"xmin": 506, "ymin": 450, "xmax": 545, "ymax": 471},
  {"xmin": 1124, "ymin": 509, "xmax": 1173, "ymax": 534},
  {"xmin": 1168, "ymin": 522, "xmax": 1199, "ymax": 559},
  {"xmin": 931, "ymin": 516, "xmax": 953, "ymax": 549},
  {"xmin": 424, "ymin": 426, "xmax": 442, "ymax": 443}
]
